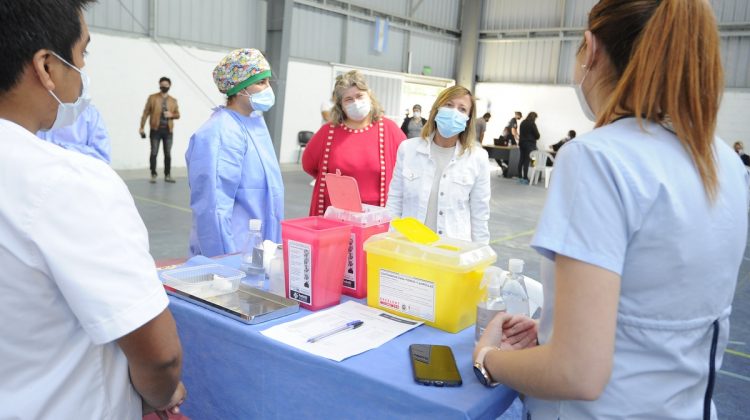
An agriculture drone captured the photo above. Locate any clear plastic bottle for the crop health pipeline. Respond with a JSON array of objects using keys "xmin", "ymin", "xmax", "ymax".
[
  {"xmin": 475, "ymin": 266, "xmax": 507, "ymax": 343},
  {"xmin": 241, "ymin": 219, "xmax": 265, "ymax": 289},
  {"xmin": 502, "ymin": 259, "xmax": 529, "ymax": 316}
]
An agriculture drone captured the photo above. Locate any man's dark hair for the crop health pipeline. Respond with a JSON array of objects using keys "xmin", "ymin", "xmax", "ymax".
[
  {"xmin": 0, "ymin": 0, "xmax": 95, "ymax": 95},
  {"xmin": 514, "ymin": 111, "xmax": 522, "ymax": 118},
  {"xmin": 159, "ymin": 77, "xmax": 172, "ymax": 85},
  {"xmin": 568, "ymin": 130, "xmax": 577, "ymax": 138},
  {"xmin": 483, "ymin": 113, "xmax": 491, "ymax": 119}
]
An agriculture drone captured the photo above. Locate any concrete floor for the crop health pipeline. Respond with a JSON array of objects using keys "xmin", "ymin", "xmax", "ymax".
[{"xmin": 120, "ymin": 163, "xmax": 750, "ymax": 419}]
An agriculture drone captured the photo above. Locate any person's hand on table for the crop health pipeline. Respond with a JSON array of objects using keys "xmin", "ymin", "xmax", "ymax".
[
  {"xmin": 473, "ymin": 313, "xmax": 539, "ymax": 361},
  {"xmin": 142, "ymin": 381, "xmax": 187, "ymax": 419}
]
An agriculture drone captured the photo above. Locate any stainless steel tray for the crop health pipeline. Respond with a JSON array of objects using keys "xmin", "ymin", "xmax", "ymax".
[{"xmin": 165, "ymin": 283, "xmax": 299, "ymax": 324}]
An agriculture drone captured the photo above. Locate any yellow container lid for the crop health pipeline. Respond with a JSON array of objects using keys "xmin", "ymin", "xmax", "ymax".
[{"xmin": 363, "ymin": 231, "xmax": 497, "ymax": 273}]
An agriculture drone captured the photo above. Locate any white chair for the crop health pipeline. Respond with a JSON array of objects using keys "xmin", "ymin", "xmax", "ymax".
[{"xmin": 529, "ymin": 150, "xmax": 554, "ymax": 188}]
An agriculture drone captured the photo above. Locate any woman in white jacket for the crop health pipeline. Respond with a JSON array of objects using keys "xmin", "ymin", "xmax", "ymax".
[{"xmin": 386, "ymin": 85, "xmax": 491, "ymax": 244}]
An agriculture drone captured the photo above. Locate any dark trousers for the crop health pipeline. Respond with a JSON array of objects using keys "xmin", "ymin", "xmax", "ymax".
[
  {"xmin": 518, "ymin": 142, "xmax": 535, "ymax": 180},
  {"xmin": 150, "ymin": 128, "xmax": 173, "ymax": 176}
]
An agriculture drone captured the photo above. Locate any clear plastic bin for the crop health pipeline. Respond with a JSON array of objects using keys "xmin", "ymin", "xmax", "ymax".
[
  {"xmin": 364, "ymin": 232, "xmax": 497, "ymax": 333},
  {"xmin": 324, "ymin": 204, "xmax": 391, "ymax": 299},
  {"xmin": 160, "ymin": 264, "xmax": 245, "ymax": 299}
]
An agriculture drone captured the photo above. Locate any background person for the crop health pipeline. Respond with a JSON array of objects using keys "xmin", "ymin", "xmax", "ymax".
[
  {"xmin": 320, "ymin": 95, "xmax": 334, "ymax": 124},
  {"xmin": 36, "ymin": 104, "xmax": 111, "ymax": 163},
  {"xmin": 503, "ymin": 111, "xmax": 522, "ymax": 145},
  {"xmin": 474, "ymin": 1, "xmax": 746, "ymax": 419},
  {"xmin": 387, "ymin": 86, "xmax": 490, "ymax": 244},
  {"xmin": 186, "ymin": 48, "xmax": 284, "ymax": 257},
  {"xmin": 476, "ymin": 112, "xmax": 491, "ymax": 144},
  {"xmin": 733, "ymin": 141, "xmax": 750, "ymax": 167},
  {"xmin": 546, "ymin": 129, "xmax": 576, "ymax": 165},
  {"xmin": 400, "ymin": 104, "xmax": 427, "ymax": 138},
  {"xmin": 0, "ymin": 1, "xmax": 185, "ymax": 418},
  {"xmin": 140, "ymin": 76, "xmax": 180, "ymax": 183},
  {"xmin": 302, "ymin": 70, "xmax": 406, "ymax": 216},
  {"xmin": 517, "ymin": 111, "xmax": 540, "ymax": 183}
]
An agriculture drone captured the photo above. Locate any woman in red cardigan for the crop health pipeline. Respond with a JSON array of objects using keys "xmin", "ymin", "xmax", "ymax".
[{"xmin": 302, "ymin": 70, "xmax": 406, "ymax": 216}]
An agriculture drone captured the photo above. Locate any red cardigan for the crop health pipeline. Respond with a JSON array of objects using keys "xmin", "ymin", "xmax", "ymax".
[{"xmin": 302, "ymin": 118, "xmax": 405, "ymax": 216}]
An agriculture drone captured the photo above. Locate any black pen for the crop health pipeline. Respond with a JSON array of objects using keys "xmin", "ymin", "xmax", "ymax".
[{"xmin": 307, "ymin": 320, "xmax": 364, "ymax": 343}]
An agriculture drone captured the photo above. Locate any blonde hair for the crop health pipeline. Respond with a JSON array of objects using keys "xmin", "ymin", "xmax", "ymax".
[
  {"xmin": 329, "ymin": 70, "xmax": 384, "ymax": 126},
  {"xmin": 586, "ymin": 0, "xmax": 723, "ymax": 200},
  {"xmin": 421, "ymin": 85, "xmax": 477, "ymax": 154}
]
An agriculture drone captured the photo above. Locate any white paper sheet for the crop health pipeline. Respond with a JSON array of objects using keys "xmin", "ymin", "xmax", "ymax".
[{"xmin": 261, "ymin": 301, "xmax": 422, "ymax": 361}]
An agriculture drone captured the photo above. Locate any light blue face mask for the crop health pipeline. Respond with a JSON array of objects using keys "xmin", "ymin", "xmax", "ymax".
[
  {"xmin": 435, "ymin": 106, "xmax": 469, "ymax": 138},
  {"xmin": 246, "ymin": 86, "xmax": 275, "ymax": 112}
]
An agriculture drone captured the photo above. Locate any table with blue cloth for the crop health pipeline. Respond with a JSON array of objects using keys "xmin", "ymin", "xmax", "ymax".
[{"xmin": 167, "ymin": 255, "xmax": 518, "ymax": 419}]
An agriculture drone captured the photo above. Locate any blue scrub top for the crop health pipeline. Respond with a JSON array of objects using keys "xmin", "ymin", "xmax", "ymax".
[
  {"xmin": 186, "ymin": 107, "xmax": 284, "ymax": 257},
  {"xmin": 36, "ymin": 105, "xmax": 111, "ymax": 163}
]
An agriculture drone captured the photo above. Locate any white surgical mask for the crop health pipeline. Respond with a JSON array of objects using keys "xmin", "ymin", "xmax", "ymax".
[
  {"xmin": 575, "ymin": 37, "xmax": 597, "ymax": 122},
  {"xmin": 413, "ymin": 111, "xmax": 421, "ymax": 119},
  {"xmin": 574, "ymin": 66, "xmax": 597, "ymax": 122},
  {"xmin": 344, "ymin": 99, "xmax": 371, "ymax": 122},
  {"xmin": 45, "ymin": 51, "xmax": 90, "ymax": 131},
  {"xmin": 435, "ymin": 107, "xmax": 469, "ymax": 139},
  {"xmin": 244, "ymin": 86, "xmax": 275, "ymax": 112}
]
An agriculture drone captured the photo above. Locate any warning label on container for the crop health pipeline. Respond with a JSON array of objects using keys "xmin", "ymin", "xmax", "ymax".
[
  {"xmin": 343, "ymin": 233, "xmax": 356, "ymax": 289},
  {"xmin": 288, "ymin": 240, "xmax": 312, "ymax": 304},
  {"xmin": 378, "ymin": 269, "xmax": 435, "ymax": 322}
]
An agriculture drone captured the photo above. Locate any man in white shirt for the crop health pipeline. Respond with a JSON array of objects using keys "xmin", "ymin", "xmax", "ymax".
[{"xmin": 0, "ymin": 1, "xmax": 186, "ymax": 418}]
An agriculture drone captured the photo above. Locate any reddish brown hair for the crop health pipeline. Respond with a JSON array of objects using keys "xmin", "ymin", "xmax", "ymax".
[{"xmin": 586, "ymin": 0, "xmax": 723, "ymax": 200}]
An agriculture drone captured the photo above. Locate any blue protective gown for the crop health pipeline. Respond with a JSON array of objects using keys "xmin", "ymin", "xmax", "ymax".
[
  {"xmin": 186, "ymin": 107, "xmax": 284, "ymax": 257},
  {"xmin": 36, "ymin": 105, "xmax": 111, "ymax": 163}
]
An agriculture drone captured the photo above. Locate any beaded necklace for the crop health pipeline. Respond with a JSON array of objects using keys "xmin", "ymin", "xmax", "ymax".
[{"xmin": 315, "ymin": 120, "xmax": 386, "ymax": 216}]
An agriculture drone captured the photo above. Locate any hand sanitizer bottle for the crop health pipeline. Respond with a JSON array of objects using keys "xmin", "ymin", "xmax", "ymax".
[
  {"xmin": 241, "ymin": 219, "xmax": 265, "ymax": 289},
  {"xmin": 502, "ymin": 259, "xmax": 529, "ymax": 316},
  {"xmin": 475, "ymin": 266, "xmax": 507, "ymax": 343}
]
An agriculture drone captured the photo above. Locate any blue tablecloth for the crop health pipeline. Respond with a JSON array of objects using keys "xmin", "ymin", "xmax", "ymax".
[{"xmin": 167, "ymin": 255, "xmax": 517, "ymax": 419}]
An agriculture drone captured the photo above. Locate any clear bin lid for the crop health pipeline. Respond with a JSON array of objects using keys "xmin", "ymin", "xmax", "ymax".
[
  {"xmin": 363, "ymin": 231, "xmax": 497, "ymax": 272},
  {"xmin": 324, "ymin": 204, "xmax": 391, "ymax": 227}
]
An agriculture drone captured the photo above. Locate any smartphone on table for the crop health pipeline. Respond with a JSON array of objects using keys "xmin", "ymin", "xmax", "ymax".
[{"xmin": 409, "ymin": 344, "xmax": 462, "ymax": 387}]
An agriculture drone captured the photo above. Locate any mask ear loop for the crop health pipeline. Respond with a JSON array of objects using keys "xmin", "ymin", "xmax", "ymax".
[{"xmin": 579, "ymin": 35, "xmax": 597, "ymax": 91}]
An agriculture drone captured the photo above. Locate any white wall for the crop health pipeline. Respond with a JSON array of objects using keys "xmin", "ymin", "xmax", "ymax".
[
  {"xmin": 717, "ymin": 90, "xmax": 750, "ymax": 145},
  {"xmin": 474, "ymin": 83, "xmax": 594, "ymax": 148},
  {"xmin": 87, "ymin": 31, "xmax": 226, "ymax": 170},
  {"xmin": 279, "ymin": 60, "xmax": 334, "ymax": 164},
  {"xmin": 475, "ymin": 83, "xmax": 750, "ymax": 149}
]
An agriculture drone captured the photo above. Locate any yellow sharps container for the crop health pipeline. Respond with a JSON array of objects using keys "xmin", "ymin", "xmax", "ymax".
[{"xmin": 363, "ymin": 231, "xmax": 497, "ymax": 333}]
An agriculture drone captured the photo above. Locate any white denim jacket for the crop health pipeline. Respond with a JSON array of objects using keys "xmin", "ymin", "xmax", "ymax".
[{"xmin": 386, "ymin": 136, "xmax": 491, "ymax": 244}]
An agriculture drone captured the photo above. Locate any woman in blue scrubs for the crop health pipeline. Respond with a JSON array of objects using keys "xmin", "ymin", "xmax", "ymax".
[{"xmin": 186, "ymin": 48, "xmax": 284, "ymax": 257}]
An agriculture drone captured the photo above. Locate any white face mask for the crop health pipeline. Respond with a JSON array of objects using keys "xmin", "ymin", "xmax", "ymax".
[
  {"xmin": 413, "ymin": 111, "xmax": 421, "ymax": 119},
  {"xmin": 344, "ymin": 98, "xmax": 372, "ymax": 122},
  {"xmin": 574, "ymin": 66, "xmax": 597, "ymax": 122},
  {"xmin": 574, "ymin": 37, "xmax": 597, "ymax": 122},
  {"xmin": 45, "ymin": 51, "xmax": 91, "ymax": 131}
]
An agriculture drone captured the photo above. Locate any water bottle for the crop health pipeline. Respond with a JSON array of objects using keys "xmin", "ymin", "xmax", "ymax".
[
  {"xmin": 241, "ymin": 219, "xmax": 265, "ymax": 289},
  {"xmin": 475, "ymin": 266, "xmax": 507, "ymax": 343},
  {"xmin": 502, "ymin": 259, "xmax": 529, "ymax": 316}
]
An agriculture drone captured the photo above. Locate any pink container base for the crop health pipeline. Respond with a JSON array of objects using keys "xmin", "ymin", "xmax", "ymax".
[
  {"xmin": 341, "ymin": 223, "xmax": 390, "ymax": 299},
  {"xmin": 281, "ymin": 217, "xmax": 351, "ymax": 311}
]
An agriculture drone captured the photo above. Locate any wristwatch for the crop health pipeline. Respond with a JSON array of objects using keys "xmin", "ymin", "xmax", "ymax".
[{"xmin": 473, "ymin": 346, "xmax": 500, "ymax": 387}]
